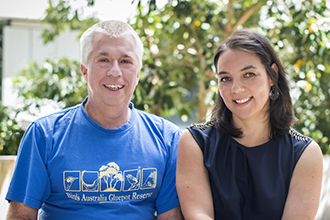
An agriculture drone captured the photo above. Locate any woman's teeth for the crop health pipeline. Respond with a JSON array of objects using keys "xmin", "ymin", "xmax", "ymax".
[{"xmin": 235, "ymin": 97, "xmax": 251, "ymax": 104}]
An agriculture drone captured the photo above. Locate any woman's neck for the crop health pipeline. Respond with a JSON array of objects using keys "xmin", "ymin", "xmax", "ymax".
[{"xmin": 232, "ymin": 117, "xmax": 271, "ymax": 147}]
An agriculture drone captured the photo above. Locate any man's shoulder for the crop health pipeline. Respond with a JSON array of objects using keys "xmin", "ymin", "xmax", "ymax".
[
  {"xmin": 32, "ymin": 104, "xmax": 81, "ymax": 128},
  {"xmin": 133, "ymin": 110, "xmax": 181, "ymax": 140},
  {"xmin": 135, "ymin": 109, "xmax": 180, "ymax": 130}
]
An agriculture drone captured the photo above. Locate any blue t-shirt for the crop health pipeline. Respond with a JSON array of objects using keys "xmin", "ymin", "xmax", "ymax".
[{"xmin": 6, "ymin": 98, "xmax": 182, "ymax": 219}]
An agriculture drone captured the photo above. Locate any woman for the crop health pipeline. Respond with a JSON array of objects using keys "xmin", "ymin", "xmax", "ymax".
[{"xmin": 176, "ymin": 29, "xmax": 323, "ymax": 220}]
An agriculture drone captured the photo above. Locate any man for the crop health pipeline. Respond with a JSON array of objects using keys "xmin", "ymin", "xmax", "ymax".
[{"xmin": 6, "ymin": 20, "xmax": 183, "ymax": 220}]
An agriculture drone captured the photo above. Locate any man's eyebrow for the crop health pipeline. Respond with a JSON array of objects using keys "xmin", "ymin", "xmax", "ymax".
[
  {"xmin": 98, "ymin": 52, "xmax": 134, "ymax": 58},
  {"xmin": 122, "ymin": 54, "xmax": 134, "ymax": 58},
  {"xmin": 99, "ymin": 51, "xmax": 108, "ymax": 56}
]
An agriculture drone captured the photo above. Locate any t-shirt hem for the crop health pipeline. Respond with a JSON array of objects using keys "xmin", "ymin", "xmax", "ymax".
[
  {"xmin": 157, "ymin": 199, "xmax": 180, "ymax": 215},
  {"xmin": 6, "ymin": 192, "xmax": 42, "ymax": 209}
]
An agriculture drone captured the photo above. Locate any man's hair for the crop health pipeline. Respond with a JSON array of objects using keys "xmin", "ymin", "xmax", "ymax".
[
  {"xmin": 80, "ymin": 20, "xmax": 144, "ymax": 69},
  {"xmin": 211, "ymin": 29, "xmax": 297, "ymax": 138}
]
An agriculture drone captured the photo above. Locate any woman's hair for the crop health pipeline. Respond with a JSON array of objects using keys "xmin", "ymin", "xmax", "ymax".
[
  {"xmin": 80, "ymin": 20, "xmax": 144, "ymax": 69},
  {"xmin": 211, "ymin": 29, "xmax": 297, "ymax": 138}
]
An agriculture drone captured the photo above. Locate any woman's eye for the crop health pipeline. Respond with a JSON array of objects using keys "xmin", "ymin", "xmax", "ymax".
[
  {"xmin": 220, "ymin": 76, "xmax": 231, "ymax": 83},
  {"xmin": 245, "ymin": 72, "xmax": 255, "ymax": 77}
]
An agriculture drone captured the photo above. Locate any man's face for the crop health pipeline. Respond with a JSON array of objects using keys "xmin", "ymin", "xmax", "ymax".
[{"xmin": 81, "ymin": 33, "xmax": 140, "ymax": 111}]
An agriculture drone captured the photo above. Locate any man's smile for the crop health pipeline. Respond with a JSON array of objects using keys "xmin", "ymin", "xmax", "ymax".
[{"xmin": 105, "ymin": 84, "xmax": 124, "ymax": 90}]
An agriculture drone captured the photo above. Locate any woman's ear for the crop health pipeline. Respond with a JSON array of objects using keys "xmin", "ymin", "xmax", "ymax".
[
  {"xmin": 270, "ymin": 63, "xmax": 279, "ymax": 86},
  {"xmin": 271, "ymin": 63, "xmax": 279, "ymax": 74}
]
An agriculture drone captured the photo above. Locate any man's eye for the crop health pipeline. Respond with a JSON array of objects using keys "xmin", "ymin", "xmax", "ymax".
[
  {"xmin": 121, "ymin": 60, "xmax": 131, "ymax": 64},
  {"xmin": 100, "ymin": 59, "xmax": 108, "ymax": 62}
]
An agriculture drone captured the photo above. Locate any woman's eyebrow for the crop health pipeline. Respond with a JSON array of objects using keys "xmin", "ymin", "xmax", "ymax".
[
  {"xmin": 217, "ymin": 65, "xmax": 257, "ymax": 75},
  {"xmin": 217, "ymin": 71, "xmax": 228, "ymax": 75},
  {"xmin": 241, "ymin": 65, "xmax": 257, "ymax": 71}
]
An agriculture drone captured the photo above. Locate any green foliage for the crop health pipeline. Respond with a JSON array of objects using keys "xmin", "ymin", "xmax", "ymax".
[
  {"xmin": 42, "ymin": 0, "xmax": 99, "ymax": 43},
  {"xmin": 41, "ymin": 0, "xmax": 158, "ymax": 43},
  {"xmin": 133, "ymin": 0, "xmax": 330, "ymax": 153},
  {"xmin": 0, "ymin": 58, "xmax": 87, "ymax": 155},
  {"xmin": 132, "ymin": 0, "xmax": 268, "ymax": 120},
  {"xmin": 2, "ymin": 0, "xmax": 329, "ymax": 154},
  {"xmin": 261, "ymin": 0, "xmax": 330, "ymax": 153},
  {"xmin": 39, "ymin": 0, "xmax": 271, "ymax": 121},
  {"xmin": 13, "ymin": 58, "xmax": 88, "ymax": 109},
  {"xmin": 0, "ymin": 103, "xmax": 24, "ymax": 155}
]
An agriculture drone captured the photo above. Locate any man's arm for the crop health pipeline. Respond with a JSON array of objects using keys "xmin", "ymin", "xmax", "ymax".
[
  {"xmin": 6, "ymin": 201, "xmax": 38, "ymax": 220},
  {"xmin": 156, "ymin": 206, "xmax": 184, "ymax": 220}
]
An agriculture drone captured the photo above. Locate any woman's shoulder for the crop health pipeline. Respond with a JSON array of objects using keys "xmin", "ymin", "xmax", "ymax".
[
  {"xmin": 288, "ymin": 128, "xmax": 310, "ymax": 142},
  {"xmin": 279, "ymin": 128, "xmax": 315, "ymax": 164},
  {"xmin": 189, "ymin": 120, "xmax": 218, "ymax": 131},
  {"xmin": 187, "ymin": 120, "xmax": 222, "ymax": 138},
  {"xmin": 185, "ymin": 120, "xmax": 227, "ymax": 150}
]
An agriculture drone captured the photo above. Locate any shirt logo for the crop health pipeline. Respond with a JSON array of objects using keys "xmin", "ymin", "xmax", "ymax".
[{"xmin": 63, "ymin": 162, "xmax": 157, "ymax": 202}]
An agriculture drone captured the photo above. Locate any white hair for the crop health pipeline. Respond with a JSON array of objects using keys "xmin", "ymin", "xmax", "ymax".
[{"xmin": 80, "ymin": 20, "xmax": 144, "ymax": 69}]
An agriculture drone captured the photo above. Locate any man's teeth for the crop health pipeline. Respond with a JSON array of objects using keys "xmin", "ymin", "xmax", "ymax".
[
  {"xmin": 105, "ymin": 85, "xmax": 124, "ymax": 90},
  {"xmin": 235, "ymin": 97, "xmax": 251, "ymax": 104}
]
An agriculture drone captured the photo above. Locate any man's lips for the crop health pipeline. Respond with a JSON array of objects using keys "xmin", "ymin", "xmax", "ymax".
[{"xmin": 104, "ymin": 84, "xmax": 124, "ymax": 91}]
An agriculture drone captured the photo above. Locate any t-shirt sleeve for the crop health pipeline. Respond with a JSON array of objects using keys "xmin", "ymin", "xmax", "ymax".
[
  {"xmin": 6, "ymin": 122, "xmax": 52, "ymax": 209},
  {"xmin": 155, "ymin": 128, "xmax": 182, "ymax": 214}
]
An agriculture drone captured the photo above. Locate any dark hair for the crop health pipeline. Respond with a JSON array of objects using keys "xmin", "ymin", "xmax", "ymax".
[{"xmin": 211, "ymin": 29, "xmax": 297, "ymax": 138}]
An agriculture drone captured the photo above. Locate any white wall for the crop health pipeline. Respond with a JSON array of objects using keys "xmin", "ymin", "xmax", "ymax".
[
  {"xmin": 1, "ymin": 18, "xmax": 80, "ymax": 106},
  {"xmin": 0, "ymin": 156, "xmax": 16, "ymax": 220}
]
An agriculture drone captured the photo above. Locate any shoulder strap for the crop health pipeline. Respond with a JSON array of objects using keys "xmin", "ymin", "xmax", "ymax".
[
  {"xmin": 289, "ymin": 128, "xmax": 309, "ymax": 142},
  {"xmin": 190, "ymin": 120, "xmax": 217, "ymax": 130}
]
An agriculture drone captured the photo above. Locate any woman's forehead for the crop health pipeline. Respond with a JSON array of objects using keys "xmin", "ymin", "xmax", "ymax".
[{"xmin": 217, "ymin": 49, "xmax": 262, "ymax": 72}]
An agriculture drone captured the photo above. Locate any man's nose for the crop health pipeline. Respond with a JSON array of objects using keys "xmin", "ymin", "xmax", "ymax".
[{"xmin": 107, "ymin": 60, "xmax": 122, "ymax": 77}]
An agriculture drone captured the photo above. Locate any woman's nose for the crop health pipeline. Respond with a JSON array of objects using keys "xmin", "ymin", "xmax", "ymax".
[{"xmin": 231, "ymin": 80, "xmax": 245, "ymax": 94}]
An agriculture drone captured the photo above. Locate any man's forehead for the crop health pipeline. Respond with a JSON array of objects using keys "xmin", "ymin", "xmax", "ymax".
[
  {"xmin": 93, "ymin": 32, "xmax": 134, "ymax": 42},
  {"xmin": 96, "ymin": 51, "xmax": 135, "ymax": 58}
]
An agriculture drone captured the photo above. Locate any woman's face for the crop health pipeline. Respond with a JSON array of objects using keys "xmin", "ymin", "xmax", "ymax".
[{"xmin": 216, "ymin": 49, "xmax": 274, "ymax": 125}]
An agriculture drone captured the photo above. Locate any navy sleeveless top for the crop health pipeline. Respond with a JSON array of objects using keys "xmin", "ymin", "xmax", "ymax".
[{"xmin": 188, "ymin": 122, "xmax": 311, "ymax": 220}]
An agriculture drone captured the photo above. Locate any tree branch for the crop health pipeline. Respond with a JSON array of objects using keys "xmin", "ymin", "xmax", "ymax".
[
  {"xmin": 224, "ymin": 0, "xmax": 234, "ymax": 37},
  {"xmin": 233, "ymin": 2, "xmax": 262, "ymax": 30}
]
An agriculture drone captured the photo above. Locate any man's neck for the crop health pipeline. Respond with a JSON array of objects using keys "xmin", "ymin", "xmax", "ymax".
[{"xmin": 84, "ymin": 102, "xmax": 132, "ymax": 129}]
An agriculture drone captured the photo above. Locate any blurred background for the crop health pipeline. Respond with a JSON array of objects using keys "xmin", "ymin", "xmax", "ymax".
[{"xmin": 0, "ymin": 0, "xmax": 329, "ymax": 219}]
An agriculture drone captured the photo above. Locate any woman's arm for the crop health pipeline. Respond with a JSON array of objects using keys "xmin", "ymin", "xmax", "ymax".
[
  {"xmin": 282, "ymin": 141, "xmax": 323, "ymax": 220},
  {"xmin": 176, "ymin": 129, "xmax": 214, "ymax": 220}
]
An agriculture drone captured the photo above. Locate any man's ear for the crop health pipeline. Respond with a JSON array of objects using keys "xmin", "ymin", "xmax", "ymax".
[
  {"xmin": 136, "ymin": 71, "xmax": 140, "ymax": 86},
  {"xmin": 81, "ymin": 64, "xmax": 88, "ymax": 82}
]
